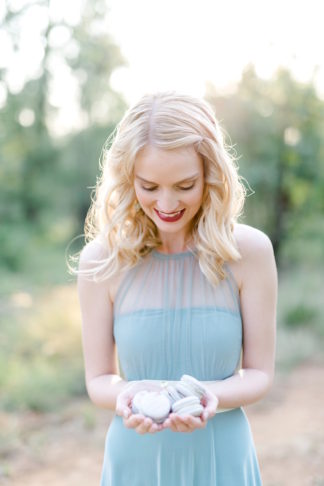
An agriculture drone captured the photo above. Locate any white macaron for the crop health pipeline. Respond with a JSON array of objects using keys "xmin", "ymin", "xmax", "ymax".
[
  {"xmin": 132, "ymin": 391, "xmax": 171, "ymax": 424},
  {"xmin": 176, "ymin": 403, "xmax": 204, "ymax": 417},
  {"xmin": 180, "ymin": 374, "xmax": 207, "ymax": 399},
  {"xmin": 163, "ymin": 384, "xmax": 183, "ymax": 404},
  {"xmin": 172, "ymin": 396, "xmax": 200, "ymax": 414},
  {"xmin": 131, "ymin": 390, "xmax": 149, "ymax": 415}
]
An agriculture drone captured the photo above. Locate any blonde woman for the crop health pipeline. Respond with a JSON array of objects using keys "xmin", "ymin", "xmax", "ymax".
[{"xmin": 74, "ymin": 91, "xmax": 277, "ymax": 485}]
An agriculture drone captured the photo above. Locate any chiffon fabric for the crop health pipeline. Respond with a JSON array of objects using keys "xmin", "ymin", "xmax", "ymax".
[{"xmin": 100, "ymin": 248, "xmax": 262, "ymax": 485}]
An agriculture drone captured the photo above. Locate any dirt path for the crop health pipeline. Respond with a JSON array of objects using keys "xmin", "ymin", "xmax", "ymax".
[{"xmin": 1, "ymin": 361, "xmax": 323, "ymax": 486}]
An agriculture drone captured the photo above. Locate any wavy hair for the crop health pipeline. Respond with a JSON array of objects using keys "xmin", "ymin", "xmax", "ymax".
[{"xmin": 67, "ymin": 90, "xmax": 247, "ymax": 286}]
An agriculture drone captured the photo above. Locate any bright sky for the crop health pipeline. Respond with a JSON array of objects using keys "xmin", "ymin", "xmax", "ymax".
[
  {"xmin": 1, "ymin": 0, "xmax": 323, "ymax": 135},
  {"xmin": 107, "ymin": 0, "xmax": 324, "ymax": 104}
]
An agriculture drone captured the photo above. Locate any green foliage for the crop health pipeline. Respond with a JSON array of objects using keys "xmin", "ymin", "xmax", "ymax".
[
  {"xmin": 57, "ymin": 124, "xmax": 117, "ymax": 225},
  {"xmin": 284, "ymin": 304, "xmax": 318, "ymax": 327},
  {"xmin": 66, "ymin": 4, "xmax": 128, "ymax": 123},
  {"xmin": 206, "ymin": 65, "xmax": 324, "ymax": 264},
  {"xmin": 0, "ymin": 0, "xmax": 127, "ymax": 269},
  {"xmin": 0, "ymin": 223, "xmax": 30, "ymax": 271},
  {"xmin": 274, "ymin": 263, "xmax": 324, "ymax": 372},
  {"xmin": 277, "ymin": 262, "xmax": 324, "ymax": 338}
]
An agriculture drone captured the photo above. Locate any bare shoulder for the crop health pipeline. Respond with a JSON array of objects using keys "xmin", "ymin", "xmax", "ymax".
[
  {"xmin": 79, "ymin": 237, "xmax": 109, "ymax": 268},
  {"xmin": 233, "ymin": 223, "xmax": 274, "ymax": 257},
  {"xmin": 78, "ymin": 238, "xmax": 115, "ymax": 301},
  {"xmin": 229, "ymin": 223, "xmax": 276, "ymax": 291},
  {"xmin": 78, "ymin": 238, "xmax": 125, "ymax": 304}
]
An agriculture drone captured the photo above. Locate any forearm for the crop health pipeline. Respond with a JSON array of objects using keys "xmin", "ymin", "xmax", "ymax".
[
  {"xmin": 87, "ymin": 374, "xmax": 128, "ymax": 410},
  {"xmin": 203, "ymin": 368, "xmax": 274, "ymax": 409},
  {"xmin": 87, "ymin": 377, "xmax": 179, "ymax": 411}
]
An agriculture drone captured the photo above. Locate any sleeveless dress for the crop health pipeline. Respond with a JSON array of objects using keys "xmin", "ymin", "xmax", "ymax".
[{"xmin": 100, "ymin": 248, "xmax": 262, "ymax": 485}]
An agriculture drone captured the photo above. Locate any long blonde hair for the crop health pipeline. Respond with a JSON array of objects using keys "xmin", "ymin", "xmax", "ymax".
[{"xmin": 67, "ymin": 91, "xmax": 246, "ymax": 286}]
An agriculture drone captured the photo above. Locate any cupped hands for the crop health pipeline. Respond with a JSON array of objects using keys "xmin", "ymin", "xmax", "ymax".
[{"xmin": 115, "ymin": 380, "xmax": 219, "ymax": 435}]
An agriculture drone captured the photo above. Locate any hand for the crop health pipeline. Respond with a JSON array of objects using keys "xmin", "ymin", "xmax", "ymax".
[
  {"xmin": 200, "ymin": 386, "xmax": 219, "ymax": 421},
  {"xmin": 162, "ymin": 387, "xmax": 219, "ymax": 433},
  {"xmin": 115, "ymin": 380, "xmax": 164, "ymax": 435}
]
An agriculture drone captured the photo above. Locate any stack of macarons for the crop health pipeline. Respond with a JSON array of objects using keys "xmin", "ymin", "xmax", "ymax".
[
  {"xmin": 168, "ymin": 374, "xmax": 206, "ymax": 417},
  {"xmin": 131, "ymin": 374, "xmax": 207, "ymax": 424}
]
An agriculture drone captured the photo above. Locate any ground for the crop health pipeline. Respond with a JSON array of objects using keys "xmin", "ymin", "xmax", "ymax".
[{"xmin": 1, "ymin": 361, "xmax": 323, "ymax": 486}]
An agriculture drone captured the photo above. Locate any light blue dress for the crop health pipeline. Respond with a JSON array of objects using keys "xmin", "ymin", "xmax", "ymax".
[{"xmin": 100, "ymin": 248, "xmax": 262, "ymax": 485}]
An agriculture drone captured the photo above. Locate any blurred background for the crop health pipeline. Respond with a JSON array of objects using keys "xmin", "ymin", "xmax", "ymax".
[{"xmin": 0, "ymin": 0, "xmax": 323, "ymax": 484}]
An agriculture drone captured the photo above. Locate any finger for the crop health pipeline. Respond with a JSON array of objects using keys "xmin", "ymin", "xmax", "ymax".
[
  {"xmin": 201, "ymin": 396, "xmax": 207, "ymax": 407},
  {"xmin": 163, "ymin": 414, "xmax": 180, "ymax": 432},
  {"xmin": 170, "ymin": 414, "xmax": 192, "ymax": 433},
  {"xmin": 116, "ymin": 395, "xmax": 132, "ymax": 416},
  {"xmin": 164, "ymin": 414, "xmax": 192, "ymax": 433},
  {"xmin": 148, "ymin": 422, "xmax": 160, "ymax": 433},
  {"xmin": 179, "ymin": 414, "xmax": 205, "ymax": 430},
  {"xmin": 204, "ymin": 401, "xmax": 218, "ymax": 419},
  {"xmin": 162, "ymin": 418, "xmax": 171, "ymax": 429},
  {"xmin": 124, "ymin": 414, "xmax": 144, "ymax": 429},
  {"xmin": 116, "ymin": 405, "xmax": 132, "ymax": 418},
  {"xmin": 145, "ymin": 419, "xmax": 163, "ymax": 434},
  {"xmin": 204, "ymin": 395, "xmax": 219, "ymax": 415},
  {"xmin": 202, "ymin": 409, "xmax": 209, "ymax": 421},
  {"xmin": 136, "ymin": 417, "xmax": 153, "ymax": 435}
]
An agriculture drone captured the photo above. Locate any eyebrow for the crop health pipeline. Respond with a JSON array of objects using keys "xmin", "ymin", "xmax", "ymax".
[{"xmin": 135, "ymin": 173, "xmax": 199, "ymax": 184}]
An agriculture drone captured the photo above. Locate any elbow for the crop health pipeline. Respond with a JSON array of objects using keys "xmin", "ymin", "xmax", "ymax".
[
  {"xmin": 85, "ymin": 378, "xmax": 98, "ymax": 406},
  {"xmin": 261, "ymin": 369, "xmax": 275, "ymax": 398}
]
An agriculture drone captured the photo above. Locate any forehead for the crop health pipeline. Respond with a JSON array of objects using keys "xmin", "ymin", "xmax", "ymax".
[{"xmin": 134, "ymin": 145, "xmax": 203, "ymax": 181}]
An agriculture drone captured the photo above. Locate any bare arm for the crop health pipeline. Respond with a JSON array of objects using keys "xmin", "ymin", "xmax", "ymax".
[
  {"xmin": 203, "ymin": 227, "xmax": 278, "ymax": 409},
  {"xmin": 77, "ymin": 240, "xmax": 128, "ymax": 410}
]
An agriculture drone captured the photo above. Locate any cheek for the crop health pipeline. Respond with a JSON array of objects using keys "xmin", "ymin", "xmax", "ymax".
[
  {"xmin": 135, "ymin": 187, "xmax": 153, "ymax": 206},
  {"xmin": 188, "ymin": 187, "xmax": 204, "ymax": 207}
]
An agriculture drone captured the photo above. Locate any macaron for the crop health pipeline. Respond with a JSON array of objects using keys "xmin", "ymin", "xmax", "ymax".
[
  {"xmin": 171, "ymin": 396, "xmax": 199, "ymax": 413},
  {"xmin": 176, "ymin": 403, "xmax": 204, "ymax": 417},
  {"xmin": 132, "ymin": 391, "xmax": 171, "ymax": 424},
  {"xmin": 131, "ymin": 390, "xmax": 149, "ymax": 415},
  {"xmin": 172, "ymin": 396, "xmax": 201, "ymax": 415},
  {"xmin": 163, "ymin": 384, "xmax": 183, "ymax": 404},
  {"xmin": 179, "ymin": 374, "xmax": 207, "ymax": 399},
  {"xmin": 175, "ymin": 381, "xmax": 195, "ymax": 398}
]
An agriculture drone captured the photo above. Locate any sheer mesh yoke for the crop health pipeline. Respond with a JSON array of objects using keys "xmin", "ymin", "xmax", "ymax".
[
  {"xmin": 114, "ymin": 249, "xmax": 241, "ymax": 316},
  {"xmin": 113, "ymin": 249, "xmax": 242, "ymax": 382},
  {"xmin": 100, "ymin": 250, "xmax": 262, "ymax": 486}
]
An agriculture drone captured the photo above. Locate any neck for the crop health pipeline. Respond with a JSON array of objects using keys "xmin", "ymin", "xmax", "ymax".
[{"xmin": 157, "ymin": 235, "xmax": 194, "ymax": 254}]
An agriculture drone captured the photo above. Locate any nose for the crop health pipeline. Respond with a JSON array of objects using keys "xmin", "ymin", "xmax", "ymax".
[{"xmin": 156, "ymin": 191, "xmax": 179, "ymax": 213}]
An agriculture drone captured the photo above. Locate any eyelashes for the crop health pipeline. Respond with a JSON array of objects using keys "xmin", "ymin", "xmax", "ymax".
[{"xmin": 141, "ymin": 184, "xmax": 195, "ymax": 192}]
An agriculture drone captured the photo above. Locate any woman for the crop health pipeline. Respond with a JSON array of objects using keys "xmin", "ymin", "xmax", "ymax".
[{"xmin": 74, "ymin": 91, "xmax": 277, "ymax": 485}]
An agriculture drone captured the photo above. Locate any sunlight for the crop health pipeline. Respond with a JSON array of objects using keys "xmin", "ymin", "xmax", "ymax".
[
  {"xmin": 108, "ymin": 0, "xmax": 324, "ymax": 103},
  {"xmin": 2, "ymin": 0, "xmax": 323, "ymax": 131}
]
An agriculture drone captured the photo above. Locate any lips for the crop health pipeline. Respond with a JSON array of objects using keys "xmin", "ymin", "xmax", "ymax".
[{"xmin": 154, "ymin": 208, "xmax": 185, "ymax": 222}]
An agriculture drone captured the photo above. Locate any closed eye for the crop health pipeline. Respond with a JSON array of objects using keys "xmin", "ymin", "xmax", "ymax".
[
  {"xmin": 180, "ymin": 184, "xmax": 195, "ymax": 190},
  {"xmin": 141, "ymin": 184, "xmax": 195, "ymax": 191},
  {"xmin": 141, "ymin": 186, "xmax": 157, "ymax": 191}
]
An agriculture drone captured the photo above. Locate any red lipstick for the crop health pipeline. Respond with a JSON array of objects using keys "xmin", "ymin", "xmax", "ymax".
[{"xmin": 154, "ymin": 208, "xmax": 185, "ymax": 222}]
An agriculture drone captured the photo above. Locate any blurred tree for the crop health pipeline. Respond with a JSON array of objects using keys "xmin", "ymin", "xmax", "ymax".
[
  {"xmin": 206, "ymin": 66, "xmax": 324, "ymax": 265},
  {"xmin": 0, "ymin": 0, "xmax": 127, "ymax": 270},
  {"xmin": 65, "ymin": 0, "xmax": 127, "ymax": 125}
]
